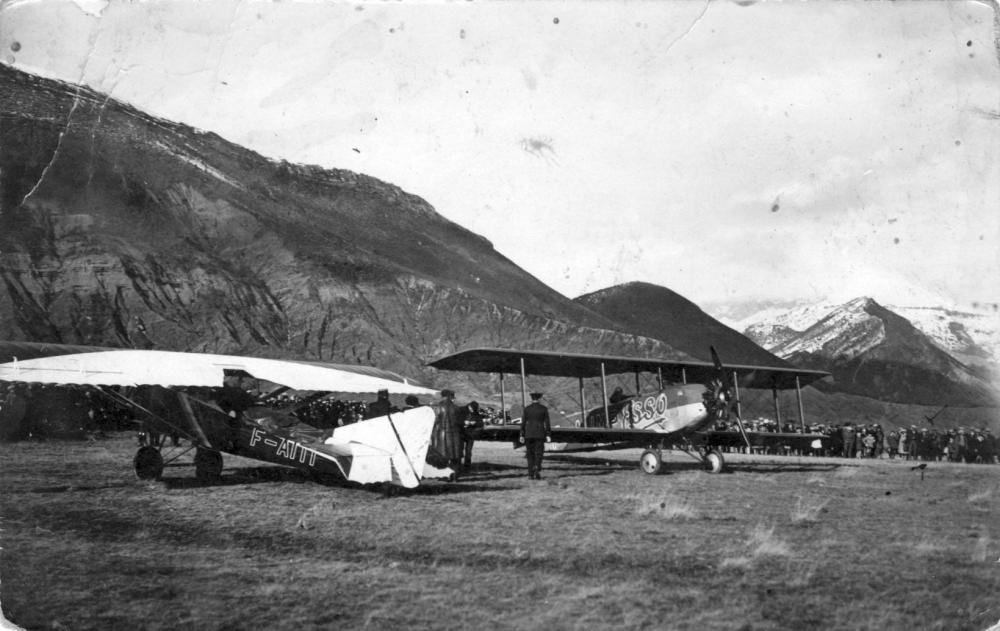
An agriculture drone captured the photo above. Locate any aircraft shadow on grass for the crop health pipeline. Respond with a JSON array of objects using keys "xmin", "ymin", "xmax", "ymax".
[
  {"xmin": 156, "ymin": 464, "xmax": 519, "ymax": 497},
  {"xmin": 26, "ymin": 481, "xmax": 137, "ymax": 494},
  {"xmin": 158, "ymin": 465, "xmax": 318, "ymax": 489},
  {"xmin": 728, "ymin": 463, "xmax": 841, "ymax": 474},
  {"xmin": 462, "ymin": 459, "xmax": 626, "ymax": 481},
  {"xmin": 388, "ymin": 481, "xmax": 520, "ymax": 497}
]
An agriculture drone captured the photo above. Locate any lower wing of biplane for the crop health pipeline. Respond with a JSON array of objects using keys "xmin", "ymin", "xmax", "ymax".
[
  {"xmin": 0, "ymin": 341, "xmax": 446, "ymax": 489},
  {"xmin": 472, "ymin": 423, "xmax": 826, "ymax": 474},
  {"xmin": 430, "ymin": 347, "xmax": 830, "ymax": 475}
]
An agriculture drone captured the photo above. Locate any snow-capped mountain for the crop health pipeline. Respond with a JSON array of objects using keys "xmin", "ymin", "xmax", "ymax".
[
  {"xmin": 736, "ymin": 297, "xmax": 997, "ymax": 406},
  {"xmin": 771, "ymin": 297, "xmax": 887, "ymax": 359},
  {"xmin": 742, "ymin": 323, "xmax": 800, "ymax": 351},
  {"xmin": 884, "ymin": 305, "xmax": 1000, "ymax": 369},
  {"xmin": 716, "ymin": 298, "xmax": 1000, "ymax": 372},
  {"xmin": 713, "ymin": 300, "xmax": 843, "ymax": 335}
]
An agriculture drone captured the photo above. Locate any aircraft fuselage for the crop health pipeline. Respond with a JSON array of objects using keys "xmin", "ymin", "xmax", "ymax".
[{"xmin": 588, "ymin": 383, "xmax": 712, "ymax": 434}]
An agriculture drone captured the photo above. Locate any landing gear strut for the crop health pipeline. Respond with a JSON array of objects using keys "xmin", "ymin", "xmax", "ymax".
[{"xmin": 134, "ymin": 446, "xmax": 164, "ymax": 480}]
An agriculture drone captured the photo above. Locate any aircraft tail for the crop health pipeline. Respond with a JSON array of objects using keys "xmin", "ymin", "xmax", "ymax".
[{"xmin": 325, "ymin": 407, "xmax": 446, "ymax": 488}]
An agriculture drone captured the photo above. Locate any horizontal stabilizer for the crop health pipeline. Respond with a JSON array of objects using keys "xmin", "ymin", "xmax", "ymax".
[
  {"xmin": 326, "ymin": 406, "xmax": 438, "ymax": 488},
  {"xmin": 341, "ymin": 444, "xmax": 393, "ymax": 484}
]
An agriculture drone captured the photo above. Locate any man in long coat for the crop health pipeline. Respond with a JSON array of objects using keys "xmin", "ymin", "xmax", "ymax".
[
  {"xmin": 520, "ymin": 392, "xmax": 552, "ymax": 480},
  {"xmin": 434, "ymin": 389, "xmax": 464, "ymax": 478}
]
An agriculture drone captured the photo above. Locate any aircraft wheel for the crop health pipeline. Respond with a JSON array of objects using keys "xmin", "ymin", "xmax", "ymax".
[
  {"xmin": 195, "ymin": 448, "xmax": 224, "ymax": 482},
  {"xmin": 134, "ymin": 446, "xmax": 164, "ymax": 480},
  {"xmin": 704, "ymin": 449, "xmax": 725, "ymax": 474},
  {"xmin": 639, "ymin": 449, "xmax": 662, "ymax": 475}
]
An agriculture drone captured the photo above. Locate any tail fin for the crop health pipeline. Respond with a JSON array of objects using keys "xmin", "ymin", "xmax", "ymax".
[{"xmin": 325, "ymin": 407, "xmax": 441, "ymax": 488}]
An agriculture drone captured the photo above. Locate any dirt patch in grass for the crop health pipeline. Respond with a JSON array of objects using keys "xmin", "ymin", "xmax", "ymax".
[{"xmin": 1, "ymin": 437, "xmax": 999, "ymax": 630}]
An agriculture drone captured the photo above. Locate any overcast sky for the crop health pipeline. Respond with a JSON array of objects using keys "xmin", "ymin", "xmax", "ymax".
[{"xmin": 2, "ymin": 0, "xmax": 998, "ymax": 311}]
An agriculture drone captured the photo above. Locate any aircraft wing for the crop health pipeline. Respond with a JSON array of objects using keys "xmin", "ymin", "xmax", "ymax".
[
  {"xmin": 429, "ymin": 347, "xmax": 829, "ymax": 389},
  {"xmin": 0, "ymin": 341, "xmax": 437, "ymax": 395},
  {"xmin": 474, "ymin": 424, "xmax": 686, "ymax": 446},
  {"xmin": 474, "ymin": 425, "xmax": 827, "ymax": 452}
]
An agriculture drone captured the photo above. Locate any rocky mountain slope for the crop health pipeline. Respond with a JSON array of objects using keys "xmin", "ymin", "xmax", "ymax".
[
  {"xmin": 574, "ymin": 282, "xmax": 790, "ymax": 367},
  {"xmin": 3, "ymin": 64, "xmax": 992, "ymax": 427},
  {"xmin": 743, "ymin": 297, "xmax": 998, "ymax": 406},
  {"xmin": 717, "ymin": 299, "xmax": 1000, "ymax": 376},
  {"xmin": 0, "ymin": 64, "xmax": 692, "ymax": 393},
  {"xmin": 884, "ymin": 305, "xmax": 999, "ymax": 379}
]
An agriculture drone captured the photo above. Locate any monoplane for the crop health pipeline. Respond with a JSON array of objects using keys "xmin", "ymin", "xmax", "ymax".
[
  {"xmin": 429, "ymin": 347, "xmax": 830, "ymax": 474},
  {"xmin": 0, "ymin": 341, "xmax": 446, "ymax": 488}
]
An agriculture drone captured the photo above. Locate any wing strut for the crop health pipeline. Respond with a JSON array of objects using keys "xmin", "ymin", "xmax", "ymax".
[{"xmin": 176, "ymin": 392, "xmax": 214, "ymax": 449}]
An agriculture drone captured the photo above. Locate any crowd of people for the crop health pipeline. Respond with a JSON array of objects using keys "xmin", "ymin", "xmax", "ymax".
[
  {"xmin": 256, "ymin": 391, "xmax": 505, "ymax": 429},
  {"xmin": 712, "ymin": 417, "xmax": 999, "ymax": 464}
]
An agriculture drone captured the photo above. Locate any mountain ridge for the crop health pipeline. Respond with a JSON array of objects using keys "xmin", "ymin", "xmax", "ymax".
[
  {"xmin": 573, "ymin": 281, "xmax": 790, "ymax": 367},
  {"xmin": 743, "ymin": 297, "xmax": 998, "ymax": 406},
  {"xmin": 1, "ymin": 63, "xmax": 695, "ymax": 392},
  {"xmin": 2, "ymin": 63, "xmax": 995, "ymax": 426}
]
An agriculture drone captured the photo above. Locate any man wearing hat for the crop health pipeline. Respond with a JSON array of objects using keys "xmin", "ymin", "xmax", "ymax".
[
  {"xmin": 436, "ymin": 389, "xmax": 464, "ymax": 479},
  {"xmin": 520, "ymin": 392, "xmax": 552, "ymax": 480},
  {"xmin": 365, "ymin": 389, "xmax": 393, "ymax": 419}
]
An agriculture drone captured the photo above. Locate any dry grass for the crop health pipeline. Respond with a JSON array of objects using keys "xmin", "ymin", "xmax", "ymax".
[
  {"xmin": 790, "ymin": 496, "xmax": 829, "ymax": 525},
  {"xmin": 747, "ymin": 523, "xmax": 792, "ymax": 557},
  {"xmin": 632, "ymin": 494, "xmax": 698, "ymax": 520},
  {"xmin": 718, "ymin": 524, "xmax": 793, "ymax": 570},
  {"xmin": 784, "ymin": 558, "xmax": 819, "ymax": 588},
  {"xmin": 834, "ymin": 465, "xmax": 859, "ymax": 478},
  {"xmin": 805, "ymin": 473, "xmax": 826, "ymax": 485},
  {"xmin": 1, "ymin": 437, "xmax": 999, "ymax": 630},
  {"xmin": 914, "ymin": 538, "xmax": 947, "ymax": 555},
  {"xmin": 968, "ymin": 486, "xmax": 995, "ymax": 504},
  {"xmin": 972, "ymin": 532, "xmax": 992, "ymax": 564}
]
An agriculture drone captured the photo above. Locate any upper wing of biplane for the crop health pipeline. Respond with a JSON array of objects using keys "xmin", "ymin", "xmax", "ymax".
[
  {"xmin": 427, "ymin": 347, "xmax": 829, "ymax": 389},
  {"xmin": 0, "ymin": 341, "xmax": 437, "ymax": 395}
]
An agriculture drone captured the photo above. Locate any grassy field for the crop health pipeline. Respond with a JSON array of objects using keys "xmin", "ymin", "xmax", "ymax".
[{"xmin": 1, "ymin": 435, "xmax": 999, "ymax": 631}]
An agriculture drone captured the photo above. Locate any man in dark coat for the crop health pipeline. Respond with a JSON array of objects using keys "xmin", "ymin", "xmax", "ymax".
[
  {"xmin": 365, "ymin": 389, "xmax": 393, "ymax": 419},
  {"xmin": 520, "ymin": 392, "xmax": 551, "ymax": 480},
  {"xmin": 460, "ymin": 400, "xmax": 484, "ymax": 471},
  {"xmin": 435, "ymin": 389, "xmax": 464, "ymax": 478},
  {"xmin": 841, "ymin": 423, "xmax": 856, "ymax": 458}
]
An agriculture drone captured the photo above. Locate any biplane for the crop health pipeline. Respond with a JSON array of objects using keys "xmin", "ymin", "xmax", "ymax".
[
  {"xmin": 428, "ymin": 347, "xmax": 830, "ymax": 474},
  {"xmin": 0, "ymin": 341, "xmax": 447, "ymax": 488}
]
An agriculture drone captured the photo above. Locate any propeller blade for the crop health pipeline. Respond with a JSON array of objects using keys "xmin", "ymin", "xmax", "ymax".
[
  {"xmin": 710, "ymin": 346, "xmax": 725, "ymax": 380},
  {"xmin": 731, "ymin": 405, "xmax": 751, "ymax": 449},
  {"xmin": 709, "ymin": 346, "xmax": 750, "ymax": 449}
]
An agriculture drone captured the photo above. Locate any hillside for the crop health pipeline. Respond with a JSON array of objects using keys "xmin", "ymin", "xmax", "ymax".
[
  {"xmin": 574, "ymin": 282, "xmax": 790, "ymax": 366},
  {"xmin": 3, "ymin": 64, "xmax": 994, "ymax": 429},
  {"xmin": 0, "ymin": 64, "xmax": 691, "ymax": 392}
]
